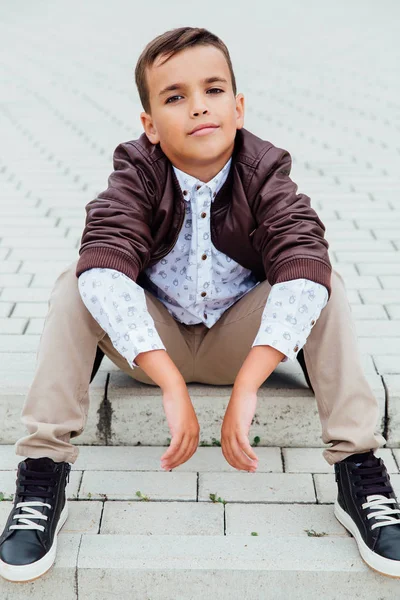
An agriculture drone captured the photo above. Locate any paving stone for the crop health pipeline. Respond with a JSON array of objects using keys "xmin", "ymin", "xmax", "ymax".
[
  {"xmin": 8, "ymin": 248, "xmax": 78, "ymax": 261},
  {"xmin": 373, "ymin": 356, "xmax": 400, "ymax": 374},
  {"xmin": 0, "ymin": 227, "xmax": 68, "ymax": 238},
  {"xmin": 358, "ymin": 337, "xmax": 400, "ymax": 355},
  {"xmin": 25, "ymin": 318, "xmax": 46, "ymax": 334},
  {"xmin": 379, "ymin": 276, "xmax": 400, "ymax": 289},
  {"xmin": 373, "ymin": 229, "xmax": 400, "ymax": 241},
  {"xmin": 350, "ymin": 304, "xmax": 388, "ymax": 320},
  {"xmin": 0, "ymin": 288, "xmax": 52, "ymax": 302},
  {"xmin": 283, "ymin": 447, "xmax": 398, "ymax": 473},
  {"xmin": 101, "ymin": 500, "xmax": 224, "ymax": 535},
  {"xmin": 0, "ymin": 303, "xmax": 13, "ymax": 318},
  {"xmin": 355, "ymin": 320, "xmax": 400, "ymax": 337},
  {"xmin": 332, "ymin": 241, "xmax": 393, "ymax": 252},
  {"xmin": 0, "ymin": 334, "xmax": 40, "ymax": 352},
  {"xmin": 0, "ymin": 237, "xmax": 72, "ymax": 249},
  {"xmin": 198, "ymin": 473, "xmax": 315, "ymax": 503},
  {"xmin": 360, "ymin": 290, "xmax": 400, "ymax": 304},
  {"xmin": 344, "ymin": 289, "xmax": 362, "ymax": 304},
  {"xmin": 0, "ymin": 318, "xmax": 27, "ymax": 334},
  {"xmin": 78, "ymin": 534, "xmax": 396, "ymax": 599},
  {"xmin": 0, "ymin": 445, "xmax": 283, "ymax": 473},
  {"xmin": 79, "ymin": 470, "xmax": 197, "ymax": 501},
  {"xmin": 0, "ymin": 262, "xmax": 21, "ymax": 274},
  {"xmin": 336, "ymin": 252, "xmax": 399, "ymax": 264},
  {"xmin": 12, "ymin": 302, "xmax": 48, "ymax": 317},
  {"xmin": 386, "ymin": 305, "xmax": 400, "ymax": 319},
  {"xmin": 358, "ymin": 263, "xmax": 400, "ymax": 276},
  {"xmin": 226, "ymin": 503, "xmax": 349, "ymax": 537},
  {"xmin": 19, "ymin": 260, "xmax": 74, "ymax": 274}
]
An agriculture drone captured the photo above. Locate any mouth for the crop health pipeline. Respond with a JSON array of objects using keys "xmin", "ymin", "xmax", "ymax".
[{"xmin": 189, "ymin": 125, "xmax": 220, "ymax": 137}]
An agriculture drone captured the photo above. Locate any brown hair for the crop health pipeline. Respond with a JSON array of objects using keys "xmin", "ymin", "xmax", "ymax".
[{"xmin": 135, "ymin": 26, "xmax": 237, "ymax": 115}]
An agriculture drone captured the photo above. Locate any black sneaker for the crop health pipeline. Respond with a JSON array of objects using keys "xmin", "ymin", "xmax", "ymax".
[
  {"xmin": 334, "ymin": 450, "xmax": 400, "ymax": 578},
  {"xmin": 0, "ymin": 457, "xmax": 71, "ymax": 583}
]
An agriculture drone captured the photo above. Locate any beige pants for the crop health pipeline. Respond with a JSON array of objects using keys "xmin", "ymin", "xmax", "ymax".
[{"xmin": 15, "ymin": 259, "xmax": 386, "ymax": 465}]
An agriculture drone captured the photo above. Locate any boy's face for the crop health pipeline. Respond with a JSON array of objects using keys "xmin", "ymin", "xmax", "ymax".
[{"xmin": 140, "ymin": 45, "xmax": 244, "ymax": 180}]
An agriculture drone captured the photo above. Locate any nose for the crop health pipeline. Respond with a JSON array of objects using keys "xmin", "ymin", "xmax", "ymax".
[{"xmin": 190, "ymin": 92, "xmax": 209, "ymax": 117}]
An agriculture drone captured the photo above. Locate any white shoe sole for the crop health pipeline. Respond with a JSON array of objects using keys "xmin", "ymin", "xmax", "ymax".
[
  {"xmin": 0, "ymin": 499, "xmax": 68, "ymax": 583},
  {"xmin": 334, "ymin": 499, "xmax": 400, "ymax": 578}
]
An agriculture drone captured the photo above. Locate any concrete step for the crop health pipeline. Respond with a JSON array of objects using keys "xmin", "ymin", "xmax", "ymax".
[
  {"xmin": 1, "ymin": 445, "xmax": 400, "ymax": 597},
  {"xmin": 0, "ymin": 354, "xmax": 386, "ymax": 448}
]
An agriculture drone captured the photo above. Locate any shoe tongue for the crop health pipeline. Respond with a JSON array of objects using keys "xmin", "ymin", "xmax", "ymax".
[
  {"xmin": 353, "ymin": 454, "xmax": 389, "ymax": 498},
  {"xmin": 19, "ymin": 458, "xmax": 57, "ymax": 504},
  {"xmin": 25, "ymin": 457, "xmax": 56, "ymax": 472}
]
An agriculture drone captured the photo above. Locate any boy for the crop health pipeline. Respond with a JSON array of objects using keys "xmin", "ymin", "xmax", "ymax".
[{"xmin": 1, "ymin": 26, "xmax": 400, "ymax": 583}]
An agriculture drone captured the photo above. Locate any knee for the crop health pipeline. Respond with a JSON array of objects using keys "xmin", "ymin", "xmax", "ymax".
[{"xmin": 49, "ymin": 259, "xmax": 81, "ymax": 305}]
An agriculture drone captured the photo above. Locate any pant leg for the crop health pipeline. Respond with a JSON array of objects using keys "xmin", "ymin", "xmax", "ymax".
[
  {"xmin": 302, "ymin": 269, "xmax": 387, "ymax": 465},
  {"xmin": 193, "ymin": 270, "xmax": 386, "ymax": 463},
  {"xmin": 15, "ymin": 259, "xmax": 107, "ymax": 464}
]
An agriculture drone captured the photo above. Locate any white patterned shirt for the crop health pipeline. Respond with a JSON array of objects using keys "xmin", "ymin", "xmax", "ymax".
[{"xmin": 78, "ymin": 157, "xmax": 328, "ymax": 369}]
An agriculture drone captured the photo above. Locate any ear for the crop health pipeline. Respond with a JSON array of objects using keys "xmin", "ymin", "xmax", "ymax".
[
  {"xmin": 235, "ymin": 93, "xmax": 245, "ymax": 129},
  {"xmin": 140, "ymin": 112, "xmax": 160, "ymax": 145}
]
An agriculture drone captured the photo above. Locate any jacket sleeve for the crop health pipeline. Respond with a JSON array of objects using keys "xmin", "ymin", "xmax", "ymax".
[
  {"xmin": 76, "ymin": 142, "xmax": 156, "ymax": 282},
  {"xmin": 250, "ymin": 145, "xmax": 332, "ymax": 298}
]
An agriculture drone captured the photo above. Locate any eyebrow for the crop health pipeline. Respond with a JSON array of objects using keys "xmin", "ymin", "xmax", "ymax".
[{"xmin": 158, "ymin": 76, "xmax": 229, "ymax": 98}]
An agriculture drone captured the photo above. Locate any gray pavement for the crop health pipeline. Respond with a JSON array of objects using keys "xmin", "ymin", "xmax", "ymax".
[{"xmin": 0, "ymin": 0, "xmax": 399, "ymax": 595}]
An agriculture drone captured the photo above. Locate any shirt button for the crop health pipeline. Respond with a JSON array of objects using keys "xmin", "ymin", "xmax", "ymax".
[
  {"xmin": 196, "ymin": 184, "xmax": 201, "ymax": 191},
  {"xmin": 204, "ymin": 312, "xmax": 207, "ymax": 319},
  {"xmin": 213, "ymin": 192, "xmax": 216, "ymax": 198},
  {"xmin": 311, "ymin": 320, "xmax": 315, "ymax": 326},
  {"xmin": 183, "ymin": 190, "xmax": 188, "ymax": 196},
  {"xmin": 294, "ymin": 345, "xmax": 299, "ymax": 352},
  {"xmin": 201, "ymin": 212, "xmax": 207, "ymax": 218},
  {"xmin": 201, "ymin": 253, "xmax": 207, "ymax": 260},
  {"xmin": 201, "ymin": 291, "xmax": 207, "ymax": 297}
]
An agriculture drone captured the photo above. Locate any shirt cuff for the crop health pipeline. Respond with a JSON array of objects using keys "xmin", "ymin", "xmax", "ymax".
[{"xmin": 251, "ymin": 278, "xmax": 329, "ymax": 362}]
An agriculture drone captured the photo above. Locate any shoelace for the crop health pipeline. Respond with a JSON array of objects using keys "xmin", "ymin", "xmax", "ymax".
[
  {"xmin": 9, "ymin": 464, "xmax": 70, "ymax": 532},
  {"xmin": 354, "ymin": 461, "xmax": 400, "ymax": 530},
  {"xmin": 362, "ymin": 495, "xmax": 400, "ymax": 530},
  {"xmin": 10, "ymin": 502, "xmax": 52, "ymax": 532}
]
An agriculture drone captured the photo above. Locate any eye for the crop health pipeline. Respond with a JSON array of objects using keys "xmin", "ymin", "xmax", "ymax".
[{"xmin": 165, "ymin": 88, "xmax": 224, "ymax": 104}]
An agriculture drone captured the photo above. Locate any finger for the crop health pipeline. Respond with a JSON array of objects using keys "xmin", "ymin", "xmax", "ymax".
[
  {"xmin": 170, "ymin": 438, "xmax": 198, "ymax": 469},
  {"xmin": 238, "ymin": 435, "xmax": 259, "ymax": 463},
  {"xmin": 161, "ymin": 435, "xmax": 183, "ymax": 462},
  {"xmin": 170, "ymin": 433, "xmax": 199, "ymax": 466},
  {"xmin": 231, "ymin": 436, "xmax": 257, "ymax": 471},
  {"xmin": 162, "ymin": 432, "xmax": 198, "ymax": 468},
  {"xmin": 163, "ymin": 435, "xmax": 192, "ymax": 469},
  {"xmin": 222, "ymin": 438, "xmax": 239, "ymax": 470}
]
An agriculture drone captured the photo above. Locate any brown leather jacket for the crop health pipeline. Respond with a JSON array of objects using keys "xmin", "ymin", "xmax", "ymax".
[{"xmin": 76, "ymin": 127, "xmax": 332, "ymax": 297}]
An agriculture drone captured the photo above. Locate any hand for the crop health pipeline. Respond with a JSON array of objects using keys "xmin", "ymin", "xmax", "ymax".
[
  {"xmin": 160, "ymin": 382, "xmax": 200, "ymax": 471},
  {"xmin": 221, "ymin": 385, "xmax": 259, "ymax": 472}
]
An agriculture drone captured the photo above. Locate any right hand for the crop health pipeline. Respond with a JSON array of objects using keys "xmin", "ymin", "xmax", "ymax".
[{"xmin": 160, "ymin": 382, "xmax": 200, "ymax": 471}]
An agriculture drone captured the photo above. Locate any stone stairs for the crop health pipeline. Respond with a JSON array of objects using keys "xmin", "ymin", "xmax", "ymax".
[
  {"xmin": 0, "ymin": 357, "xmax": 398, "ymax": 596},
  {"xmin": 1, "ymin": 440, "xmax": 400, "ymax": 597}
]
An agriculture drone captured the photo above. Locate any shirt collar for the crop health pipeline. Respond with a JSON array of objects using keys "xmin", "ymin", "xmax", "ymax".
[{"xmin": 172, "ymin": 156, "xmax": 232, "ymax": 201}]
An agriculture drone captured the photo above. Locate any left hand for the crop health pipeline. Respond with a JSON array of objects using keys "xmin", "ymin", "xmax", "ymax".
[{"xmin": 221, "ymin": 385, "xmax": 259, "ymax": 472}]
